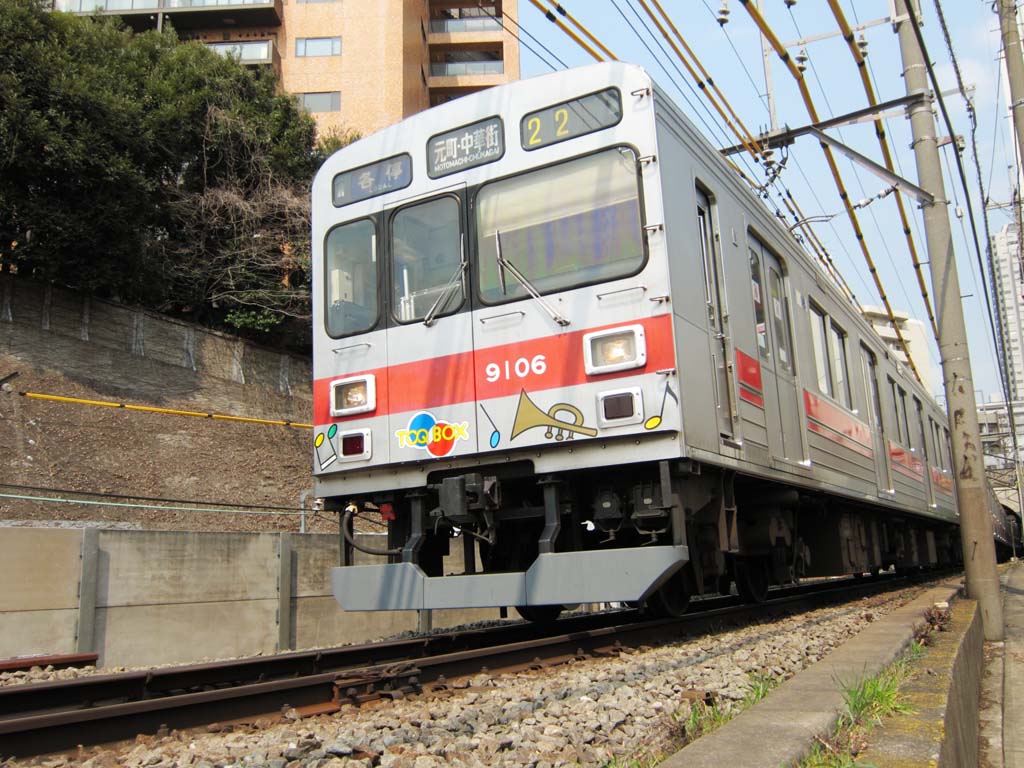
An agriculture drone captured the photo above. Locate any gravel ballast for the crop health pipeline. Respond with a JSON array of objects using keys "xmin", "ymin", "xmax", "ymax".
[{"xmin": 3, "ymin": 585, "xmax": 933, "ymax": 768}]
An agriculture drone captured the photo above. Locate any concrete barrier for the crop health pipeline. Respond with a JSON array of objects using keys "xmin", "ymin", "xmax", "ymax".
[{"xmin": 0, "ymin": 527, "xmax": 500, "ymax": 668}]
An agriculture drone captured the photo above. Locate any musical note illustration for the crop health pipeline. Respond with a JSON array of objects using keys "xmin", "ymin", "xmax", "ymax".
[
  {"xmin": 644, "ymin": 382, "xmax": 679, "ymax": 430},
  {"xmin": 479, "ymin": 403, "xmax": 501, "ymax": 448},
  {"xmin": 315, "ymin": 423, "xmax": 339, "ymax": 469}
]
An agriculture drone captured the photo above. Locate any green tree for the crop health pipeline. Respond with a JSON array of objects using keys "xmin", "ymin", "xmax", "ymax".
[{"xmin": 0, "ymin": 0, "xmax": 352, "ymax": 344}]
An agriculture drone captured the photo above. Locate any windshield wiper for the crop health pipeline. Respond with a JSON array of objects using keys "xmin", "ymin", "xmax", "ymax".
[
  {"xmin": 423, "ymin": 237, "xmax": 467, "ymax": 327},
  {"xmin": 495, "ymin": 230, "xmax": 570, "ymax": 327}
]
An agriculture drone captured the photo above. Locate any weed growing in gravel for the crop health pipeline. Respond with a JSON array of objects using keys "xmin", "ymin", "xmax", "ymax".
[{"xmin": 798, "ymin": 650, "xmax": 917, "ymax": 767}]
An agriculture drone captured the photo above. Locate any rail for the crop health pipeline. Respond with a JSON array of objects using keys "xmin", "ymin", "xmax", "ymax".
[{"xmin": 0, "ymin": 572, "xmax": 946, "ymax": 758}]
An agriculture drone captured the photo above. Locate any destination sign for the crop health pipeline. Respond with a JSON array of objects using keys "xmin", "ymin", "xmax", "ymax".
[
  {"xmin": 427, "ymin": 116, "xmax": 504, "ymax": 178},
  {"xmin": 332, "ymin": 154, "xmax": 412, "ymax": 207},
  {"xmin": 521, "ymin": 88, "xmax": 622, "ymax": 151}
]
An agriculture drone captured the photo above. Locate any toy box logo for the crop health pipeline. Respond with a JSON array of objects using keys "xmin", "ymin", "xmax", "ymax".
[{"xmin": 395, "ymin": 411, "xmax": 469, "ymax": 457}]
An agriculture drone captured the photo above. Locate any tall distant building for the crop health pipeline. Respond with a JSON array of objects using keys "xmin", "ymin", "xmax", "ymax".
[
  {"xmin": 860, "ymin": 305, "xmax": 941, "ymax": 398},
  {"xmin": 52, "ymin": 0, "xmax": 521, "ymax": 138},
  {"xmin": 991, "ymin": 222, "xmax": 1024, "ymax": 401}
]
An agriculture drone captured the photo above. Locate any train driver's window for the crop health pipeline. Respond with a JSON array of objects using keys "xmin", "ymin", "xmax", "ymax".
[
  {"xmin": 325, "ymin": 218, "xmax": 378, "ymax": 338},
  {"xmin": 749, "ymin": 251, "xmax": 768, "ymax": 359},
  {"xmin": 391, "ymin": 196, "xmax": 464, "ymax": 322},
  {"xmin": 475, "ymin": 147, "xmax": 644, "ymax": 303}
]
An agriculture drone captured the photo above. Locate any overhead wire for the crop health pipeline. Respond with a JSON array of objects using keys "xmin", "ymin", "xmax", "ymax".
[
  {"xmin": 902, "ymin": 0, "xmax": 1007, "ymax": 403},
  {"xmin": 476, "ymin": 3, "xmax": 567, "ymax": 71},
  {"xmin": 737, "ymin": 0, "xmax": 923, "ymax": 384},
  {"xmin": 527, "ymin": 0, "xmax": 606, "ymax": 62},
  {"xmin": 697, "ymin": 1, "xmax": 865, "ymax": 305},
  {"xmin": 786, "ymin": 7, "xmax": 917, "ymax": 321},
  {"xmin": 826, "ymin": 0, "xmax": 939, "ymax": 341},
  {"xmin": 932, "ymin": 0, "xmax": 1011, "ymax": 393}
]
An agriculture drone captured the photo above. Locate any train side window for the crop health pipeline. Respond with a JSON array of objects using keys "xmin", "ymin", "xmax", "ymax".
[
  {"xmin": 767, "ymin": 267, "xmax": 793, "ymax": 373},
  {"xmin": 896, "ymin": 385, "xmax": 911, "ymax": 448},
  {"xmin": 944, "ymin": 427, "xmax": 953, "ymax": 470},
  {"xmin": 888, "ymin": 377, "xmax": 906, "ymax": 445},
  {"xmin": 325, "ymin": 218, "xmax": 378, "ymax": 338},
  {"xmin": 809, "ymin": 303, "xmax": 832, "ymax": 396},
  {"xmin": 915, "ymin": 398, "xmax": 929, "ymax": 460},
  {"xmin": 391, "ymin": 195, "xmax": 464, "ymax": 323},
  {"xmin": 829, "ymin": 322, "xmax": 851, "ymax": 409},
  {"xmin": 860, "ymin": 345, "xmax": 884, "ymax": 432},
  {"xmin": 749, "ymin": 250, "xmax": 769, "ymax": 359},
  {"xmin": 929, "ymin": 418, "xmax": 942, "ymax": 467}
]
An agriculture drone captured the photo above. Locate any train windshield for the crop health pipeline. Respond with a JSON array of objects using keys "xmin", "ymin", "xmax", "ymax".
[
  {"xmin": 325, "ymin": 219, "xmax": 377, "ymax": 338},
  {"xmin": 475, "ymin": 146, "xmax": 644, "ymax": 303},
  {"xmin": 391, "ymin": 195, "xmax": 464, "ymax": 323}
]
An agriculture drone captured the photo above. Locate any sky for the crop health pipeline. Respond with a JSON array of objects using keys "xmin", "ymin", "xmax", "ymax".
[{"xmin": 512, "ymin": 0, "xmax": 1015, "ymax": 403}]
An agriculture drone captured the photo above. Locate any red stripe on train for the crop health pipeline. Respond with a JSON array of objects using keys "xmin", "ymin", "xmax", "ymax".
[
  {"xmin": 889, "ymin": 441, "xmax": 925, "ymax": 481},
  {"xmin": 313, "ymin": 314, "xmax": 676, "ymax": 424},
  {"xmin": 735, "ymin": 348, "xmax": 763, "ymax": 394},
  {"xmin": 930, "ymin": 466, "xmax": 954, "ymax": 495},
  {"xmin": 803, "ymin": 390, "xmax": 873, "ymax": 451}
]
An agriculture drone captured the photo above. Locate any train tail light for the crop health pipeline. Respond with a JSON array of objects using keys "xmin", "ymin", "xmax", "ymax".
[
  {"xmin": 597, "ymin": 387, "xmax": 644, "ymax": 427},
  {"xmin": 584, "ymin": 325, "xmax": 647, "ymax": 375},
  {"xmin": 339, "ymin": 429, "xmax": 372, "ymax": 461},
  {"xmin": 330, "ymin": 375, "xmax": 376, "ymax": 416}
]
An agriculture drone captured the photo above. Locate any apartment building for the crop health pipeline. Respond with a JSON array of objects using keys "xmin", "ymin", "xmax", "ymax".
[
  {"xmin": 53, "ymin": 0, "xmax": 521, "ymax": 138},
  {"xmin": 991, "ymin": 222, "xmax": 1024, "ymax": 401},
  {"xmin": 860, "ymin": 305, "xmax": 942, "ymax": 398}
]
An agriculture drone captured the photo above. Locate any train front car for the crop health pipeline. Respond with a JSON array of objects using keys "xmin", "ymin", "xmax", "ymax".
[{"xmin": 312, "ymin": 63, "xmax": 690, "ymax": 620}]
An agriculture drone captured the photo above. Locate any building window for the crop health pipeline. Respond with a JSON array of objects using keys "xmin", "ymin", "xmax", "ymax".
[
  {"xmin": 296, "ymin": 37, "xmax": 341, "ymax": 57},
  {"xmin": 298, "ymin": 91, "xmax": 341, "ymax": 112}
]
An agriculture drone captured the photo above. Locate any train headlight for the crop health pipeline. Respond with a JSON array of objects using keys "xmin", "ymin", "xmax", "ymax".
[
  {"xmin": 330, "ymin": 375, "xmax": 376, "ymax": 417},
  {"xmin": 584, "ymin": 325, "xmax": 647, "ymax": 375}
]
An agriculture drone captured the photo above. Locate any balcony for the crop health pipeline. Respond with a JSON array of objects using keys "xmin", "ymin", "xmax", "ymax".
[
  {"xmin": 53, "ymin": 0, "xmax": 282, "ymax": 33},
  {"xmin": 429, "ymin": 60, "xmax": 504, "ymax": 77},
  {"xmin": 429, "ymin": 17, "xmax": 500, "ymax": 33},
  {"xmin": 205, "ymin": 39, "xmax": 279, "ymax": 70}
]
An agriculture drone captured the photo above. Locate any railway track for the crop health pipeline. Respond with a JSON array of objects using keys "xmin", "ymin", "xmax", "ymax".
[{"xmin": 0, "ymin": 572, "xmax": 941, "ymax": 759}]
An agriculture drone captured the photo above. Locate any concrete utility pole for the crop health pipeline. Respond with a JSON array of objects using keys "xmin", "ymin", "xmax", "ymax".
[
  {"xmin": 998, "ymin": 0, "xmax": 1024, "ymax": 191},
  {"xmin": 895, "ymin": 0, "xmax": 1004, "ymax": 640}
]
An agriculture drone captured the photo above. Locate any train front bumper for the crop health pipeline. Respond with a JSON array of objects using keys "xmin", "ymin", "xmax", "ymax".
[{"xmin": 330, "ymin": 544, "xmax": 689, "ymax": 611}]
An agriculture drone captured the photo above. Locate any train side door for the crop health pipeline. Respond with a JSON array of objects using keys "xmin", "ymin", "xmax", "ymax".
[
  {"xmin": 860, "ymin": 344, "xmax": 894, "ymax": 493},
  {"xmin": 749, "ymin": 237, "xmax": 804, "ymax": 463},
  {"xmin": 384, "ymin": 189, "xmax": 479, "ymax": 462},
  {"xmin": 697, "ymin": 189, "xmax": 737, "ymax": 441}
]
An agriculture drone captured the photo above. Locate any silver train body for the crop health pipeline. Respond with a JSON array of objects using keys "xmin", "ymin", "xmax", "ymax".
[{"xmin": 311, "ymin": 63, "xmax": 997, "ymax": 617}]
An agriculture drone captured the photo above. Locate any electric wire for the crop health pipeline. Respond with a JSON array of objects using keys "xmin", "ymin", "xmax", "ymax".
[
  {"xmin": 787, "ymin": 6, "xmax": 917, "ymax": 322},
  {"xmin": 537, "ymin": 1, "xmax": 616, "ymax": 61},
  {"xmin": 933, "ymin": 0, "xmax": 1012, "ymax": 393},
  {"xmin": 699, "ymin": 2, "xmax": 865, "ymax": 304},
  {"xmin": 903, "ymin": 0, "xmax": 1007, "ymax": 401},
  {"xmin": 826, "ymin": 0, "xmax": 939, "ymax": 341},
  {"xmin": 476, "ymin": 3, "xmax": 567, "ymax": 71},
  {"xmin": 737, "ymin": 0, "xmax": 923, "ymax": 384},
  {"xmin": 527, "ymin": 0, "xmax": 605, "ymax": 62}
]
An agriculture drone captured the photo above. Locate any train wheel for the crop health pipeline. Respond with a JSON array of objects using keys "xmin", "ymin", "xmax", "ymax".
[
  {"xmin": 652, "ymin": 569, "xmax": 692, "ymax": 618},
  {"xmin": 735, "ymin": 558, "xmax": 769, "ymax": 604},
  {"xmin": 515, "ymin": 604, "xmax": 563, "ymax": 623}
]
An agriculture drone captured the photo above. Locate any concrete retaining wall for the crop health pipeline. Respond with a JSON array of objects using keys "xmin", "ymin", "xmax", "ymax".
[{"xmin": 0, "ymin": 527, "xmax": 499, "ymax": 667}]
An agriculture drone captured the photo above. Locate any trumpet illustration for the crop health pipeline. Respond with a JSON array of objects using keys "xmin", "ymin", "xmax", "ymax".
[{"xmin": 510, "ymin": 390, "xmax": 598, "ymax": 442}]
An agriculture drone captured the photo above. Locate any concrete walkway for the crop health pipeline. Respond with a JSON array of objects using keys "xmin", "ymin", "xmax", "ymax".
[{"xmin": 1004, "ymin": 565, "xmax": 1024, "ymax": 767}]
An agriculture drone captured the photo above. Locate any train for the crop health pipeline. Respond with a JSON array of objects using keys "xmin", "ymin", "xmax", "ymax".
[{"xmin": 310, "ymin": 62, "xmax": 1016, "ymax": 622}]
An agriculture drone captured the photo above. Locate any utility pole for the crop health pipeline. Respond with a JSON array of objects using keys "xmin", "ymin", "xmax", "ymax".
[
  {"xmin": 895, "ymin": 0, "xmax": 1004, "ymax": 640},
  {"xmin": 998, "ymin": 0, "xmax": 1024, "ymax": 193}
]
